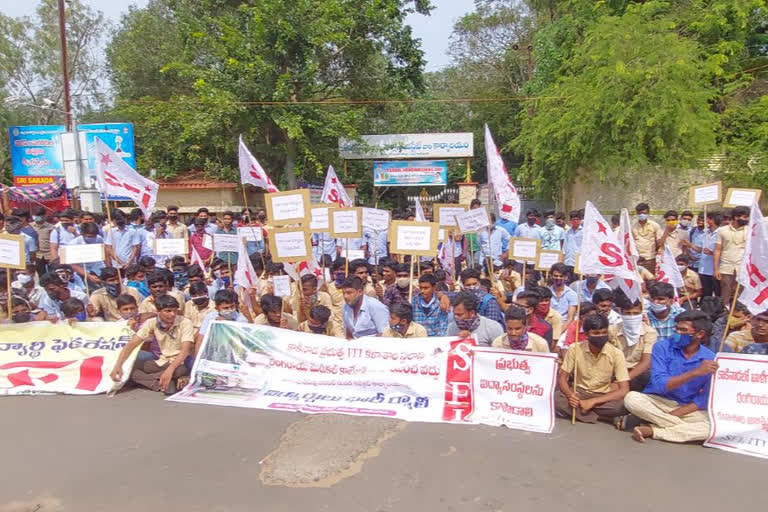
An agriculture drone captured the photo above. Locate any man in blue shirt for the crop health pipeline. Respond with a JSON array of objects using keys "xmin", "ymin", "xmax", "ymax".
[
  {"xmin": 563, "ymin": 209, "xmax": 583, "ymax": 275},
  {"xmin": 341, "ymin": 276, "xmax": 389, "ymax": 339},
  {"xmin": 624, "ymin": 311, "xmax": 716, "ymax": 444},
  {"xmin": 495, "ymin": 216, "xmax": 517, "ymax": 237}
]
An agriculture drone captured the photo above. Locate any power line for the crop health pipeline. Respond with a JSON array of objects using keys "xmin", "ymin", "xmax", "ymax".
[{"xmin": 121, "ymin": 96, "xmax": 567, "ymax": 107}]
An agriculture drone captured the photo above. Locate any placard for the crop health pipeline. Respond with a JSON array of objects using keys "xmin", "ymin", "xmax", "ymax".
[
  {"xmin": 508, "ymin": 238, "xmax": 540, "ymax": 262},
  {"xmin": 689, "ymin": 181, "xmax": 722, "ymax": 206},
  {"xmin": 724, "ymin": 188, "xmax": 763, "ymax": 208},
  {"xmin": 202, "ymin": 234, "xmax": 213, "ymax": 251},
  {"xmin": 361, "ymin": 207, "xmax": 391, "ymax": 232},
  {"xmin": 455, "ymin": 208, "xmax": 490, "ymax": 233},
  {"xmin": 272, "ymin": 275, "xmax": 292, "ymax": 298},
  {"xmin": 390, "ymin": 221, "xmax": 439, "ymax": 257},
  {"xmin": 535, "ymin": 250, "xmax": 563, "ymax": 271},
  {"xmin": 329, "ymin": 208, "xmax": 362, "ymax": 238},
  {"xmin": 265, "ymin": 189, "xmax": 310, "ymax": 226},
  {"xmin": 433, "ymin": 203, "xmax": 468, "ymax": 228},
  {"xmin": 271, "ymin": 227, "xmax": 312, "ymax": 263},
  {"xmin": 154, "ymin": 238, "xmax": 188, "ymax": 256},
  {"xmin": 237, "ymin": 226, "xmax": 264, "ymax": 242},
  {"xmin": 309, "ymin": 206, "xmax": 331, "ymax": 233},
  {"xmin": 212, "ymin": 234, "xmax": 240, "ymax": 253},
  {"xmin": 0, "ymin": 234, "xmax": 25, "ymax": 270},
  {"xmin": 345, "ymin": 249, "xmax": 366, "ymax": 261},
  {"xmin": 60, "ymin": 244, "xmax": 105, "ymax": 265}
]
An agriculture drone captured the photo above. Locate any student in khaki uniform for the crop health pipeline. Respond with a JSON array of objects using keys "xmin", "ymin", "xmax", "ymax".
[
  {"xmin": 383, "ymin": 303, "xmax": 428, "ymax": 338},
  {"xmin": 290, "ymin": 274, "xmax": 333, "ymax": 324},
  {"xmin": 675, "ymin": 254, "xmax": 702, "ymax": 305},
  {"xmin": 555, "ymin": 313, "xmax": 630, "ymax": 423},
  {"xmin": 351, "ymin": 259, "xmax": 379, "ymax": 299},
  {"xmin": 658, "ymin": 210, "xmax": 690, "ymax": 258},
  {"xmin": 324, "ymin": 259, "xmax": 347, "ymax": 324},
  {"xmin": 723, "ymin": 308, "xmax": 768, "ymax": 352},
  {"xmin": 110, "ymin": 295, "xmax": 193, "ymax": 395},
  {"xmin": 714, "ymin": 205, "xmax": 748, "ymax": 305},
  {"xmin": 87, "ymin": 267, "xmax": 141, "ymax": 322},
  {"xmin": 254, "ymin": 294, "xmax": 299, "ymax": 330},
  {"xmin": 632, "ymin": 202, "xmax": 663, "ymax": 274},
  {"xmin": 492, "ymin": 306, "xmax": 550, "ymax": 352},
  {"xmin": 165, "ymin": 205, "xmax": 189, "ymax": 240},
  {"xmin": 184, "ymin": 281, "xmax": 217, "ymax": 336},
  {"xmin": 612, "ymin": 290, "xmax": 658, "ymax": 391},
  {"xmin": 298, "ymin": 305, "xmax": 345, "ymax": 338},
  {"xmin": 139, "ymin": 271, "xmax": 187, "ymax": 315}
]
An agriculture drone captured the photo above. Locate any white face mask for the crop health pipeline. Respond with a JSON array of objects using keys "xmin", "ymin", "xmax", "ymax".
[{"xmin": 621, "ymin": 314, "xmax": 643, "ymax": 346}]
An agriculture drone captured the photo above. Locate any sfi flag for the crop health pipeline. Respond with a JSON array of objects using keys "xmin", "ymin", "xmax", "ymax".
[
  {"xmin": 238, "ymin": 136, "xmax": 279, "ymax": 193},
  {"xmin": 657, "ymin": 245, "xmax": 685, "ymax": 291},
  {"xmin": 607, "ymin": 208, "xmax": 643, "ymax": 302},
  {"xmin": 738, "ymin": 202, "xmax": 768, "ymax": 314},
  {"xmin": 95, "ymin": 138, "xmax": 158, "ymax": 217},
  {"xmin": 580, "ymin": 201, "xmax": 640, "ymax": 284},
  {"xmin": 320, "ymin": 165, "xmax": 352, "ymax": 207},
  {"xmin": 485, "ymin": 124, "xmax": 520, "ymax": 223}
]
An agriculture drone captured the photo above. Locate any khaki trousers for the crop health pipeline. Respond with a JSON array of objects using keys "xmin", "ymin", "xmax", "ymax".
[
  {"xmin": 624, "ymin": 391, "xmax": 710, "ymax": 443},
  {"xmin": 555, "ymin": 389, "xmax": 627, "ymax": 423},
  {"xmin": 130, "ymin": 359, "xmax": 189, "ymax": 392}
]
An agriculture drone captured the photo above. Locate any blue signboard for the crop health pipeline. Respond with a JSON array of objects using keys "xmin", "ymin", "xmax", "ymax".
[
  {"xmin": 8, "ymin": 125, "xmax": 68, "ymax": 185},
  {"xmin": 78, "ymin": 123, "xmax": 136, "ymax": 175},
  {"xmin": 373, "ymin": 160, "xmax": 448, "ymax": 187}
]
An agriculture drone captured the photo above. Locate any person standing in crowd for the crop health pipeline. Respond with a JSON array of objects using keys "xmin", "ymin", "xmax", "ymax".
[
  {"xmin": 312, "ymin": 231, "xmax": 337, "ymax": 263},
  {"xmin": 187, "ymin": 207, "xmax": 218, "ymax": 236},
  {"xmin": 714, "ymin": 206, "xmax": 749, "ymax": 305},
  {"xmin": 659, "ymin": 210, "xmax": 690, "ymax": 258},
  {"xmin": 382, "ymin": 263, "xmax": 414, "ymax": 309},
  {"xmin": 341, "ymin": 276, "xmax": 389, "ymax": 338},
  {"xmin": 69, "ymin": 222, "xmax": 105, "ymax": 287},
  {"xmin": 463, "ymin": 199, "xmax": 484, "ymax": 269},
  {"xmin": 445, "ymin": 292, "xmax": 503, "ymax": 346},
  {"xmin": 383, "ymin": 303, "xmax": 428, "ymax": 338},
  {"xmin": 364, "ymin": 224, "xmax": 388, "ymax": 266},
  {"xmin": 690, "ymin": 212, "xmax": 720, "ymax": 298},
  {"xmin": 5, "ymin": 216, "xmax": 37, "ymax": 267},
  {"xmin": 189, "ymin": 217, "xmax": 213, "ymax": 264},
  {"xmin": 495, "ymin": 212, "xmax": 517, "ymax": 237},
  {"xmin": 538, "ymin": 209, "xmax": 565, "ymax": 250},
  {"xmin": 145, "ymin": 212, "xmax": 171, "ymax": 268},
  {"xmin": 166, "ymin": 205, "xmax": 188, "ymax": 239},
  {"xmin": 549, "ymin": 263, "xmax": 578, "ymax": 328},
  {"xmin": 105, "ymin": 210, "xmax": 140, "ymax": 273},
  {"xmin": 493, "ymin": 305, "xmax": 550, "ymax": 352},
  {"xmin": 30, "ymin": 207, "xmax": 54, "ymax": 277},
  {"xmin": 49, "ymin": 209, "xmax": 79, "ymax": 261},
  {"xmin": 570, "ymin": 274, "xmax": 610, "ymax": 303},
  {"xmin": 215, "ymin": 211, "xmax": 238, "ymax": 266},
  {"xmin": 632, "ymin": 202, "xmax": 662, "ymax": 274},
  {"xmin": 479, "ymin": 214, "xmax": 511, "ymax": 271},
  {"xmin": 563, "ymin": 210, "xmax": 583, "ymax": 277}
]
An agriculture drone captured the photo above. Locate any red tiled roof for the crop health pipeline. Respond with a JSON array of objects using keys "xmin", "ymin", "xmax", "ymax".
[{"xmin": 156, "ymin": 169, "xmax": 237, "ymax": 189}]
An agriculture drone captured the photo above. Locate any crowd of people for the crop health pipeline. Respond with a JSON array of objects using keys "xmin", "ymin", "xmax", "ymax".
[{"xmin": 1, "ymin": 198, "xmax": 761, "ymax": 446}]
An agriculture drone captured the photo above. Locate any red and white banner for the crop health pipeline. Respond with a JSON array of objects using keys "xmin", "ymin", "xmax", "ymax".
[
  {"xmin": 657, "ymin": 244, "xmax": 684, "ymax": 290},
  {"xmin": 738, "ymin": 202, "xmax": 768, "ymax": 315},
  {"xmin": 284, "ymin": 259, "xmax": 323, "ymax": 281},
  {"xmin": 238, "ymin": 135, "xmax": 279, "ymax": 193},
  {"xmin": 608, "ymin": 208, "xmax": 643, "ymax": 302},
  {"xmin": 705, "ymin": 353, "xmax": 768, "ymax": 460},
  {"xmin": 320, "ymin": 165, "xmax": 352, "ymax": 207},
  {"xmin": 95, "ymin": 138, "xmax": 158, "ymax": 216},
  {"xmin": 485, "ymin": 124, "xmax": 520, "ymax": 223},
  {"xmin": 581, "ymin": 201, "xmax": 640, "ymax": 284}
]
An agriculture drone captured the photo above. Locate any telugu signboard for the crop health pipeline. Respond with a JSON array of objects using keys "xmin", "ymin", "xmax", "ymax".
[
  {"xmin": 339, "ymin": 133, "xmax": 474, "ymax": 160},
  {"xmin": 373, "ymin": 160, "xmax": 448, "ymax": 187}
]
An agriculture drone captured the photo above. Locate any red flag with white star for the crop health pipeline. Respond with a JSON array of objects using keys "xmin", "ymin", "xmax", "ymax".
[
  {"xmin": 581, "ymin": 201, "xmax": 640, "ymax": 283},
  {"xmin": 320, "ymin": 165, "xmax": 352, "ymax": 207},
  {"xmin": 238, "ymin": 135, "xmax": 279, "ymax": 193},
  {"xmin": 95, "ymin": 137, "xmax": 158, "ymax": 217}
]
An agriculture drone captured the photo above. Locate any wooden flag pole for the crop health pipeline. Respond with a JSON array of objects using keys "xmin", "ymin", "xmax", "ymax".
[
  {"xmin": 719, "ymin": 283, "xmax": 742, "ymax": 352},
  {"xmin": 345, "ymin": 242, "xmax": 350, "ymax": 276},
  {"xmin": 572, "ymin": 273, "xmax": 585, "ymax": 425},
  {"xmin": 5, "ymin": 269, "xmax": 11, "ymax": 321},
  {"xmin": 409, "ymin": 256, "xmax": 414, "ymax": 303},
  {"xmin": 487, "ymin": 227, "xmax": 494, "ymax": 283}
]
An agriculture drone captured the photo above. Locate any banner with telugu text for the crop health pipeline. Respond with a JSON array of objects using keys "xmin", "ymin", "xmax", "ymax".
[{"xmin": 0, "ymin": 321, "xmax": 138, "ymax": 395}]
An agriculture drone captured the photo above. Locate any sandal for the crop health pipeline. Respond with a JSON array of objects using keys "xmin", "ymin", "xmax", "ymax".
[{"xmin": 614, "ymin": 414, "xmax": 644, "ymax": 432}]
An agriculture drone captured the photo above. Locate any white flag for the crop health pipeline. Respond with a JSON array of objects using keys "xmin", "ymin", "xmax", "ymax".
[
  {"xmin": 234, "ymin": 238, "xmax": 258, "ymax": 289},
  {"xmin": 95, "ymin": 138, "xmax": 158, "ymax": 217},
  {"xmin": 414, "ymin": 197, "xmax": 426, "ymax": 222},
  {"xmin": 320, "ymin": 165, "xmax": 352, "ymax": 207},
  {"xmin": 238, "ymin": 135, "xmax": 279, "ymax": 192},
  {"xmin": 485, "ymin": 124, "xmax": 520, "ymax": 223},
  {"xmin": 190, "ymin": 245, "xmax": 206, "ymax": 270},
  {"xmin": 608, "ymin": 208, "xmax": 642, "ymax": 302},
  {"xmin": 738, "ymin": 202, "xmax": 768, "ymax": 314},
  {"xmin": 581, "ymin": 201, "xmax": 640, "ymax": 282},
  {"xmin": 657, "ymin": 244, "xmax": 685, "ymax": 290},
  {"xmin": 284, "ymin": 259, "xmax": 323, "ymax": 281}
]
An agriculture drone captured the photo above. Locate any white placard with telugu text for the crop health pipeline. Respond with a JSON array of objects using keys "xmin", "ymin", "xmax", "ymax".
[
  {"xmin": 273, "ymin": 231, "xmax": 310, "ymax": 259},
  {"xmin": 61, "ymin": 244, "xmax": 105, "ymax": 265},
  {"xmin": 272, "ymin": 275, "xmax": 292, "ymax": 297}
]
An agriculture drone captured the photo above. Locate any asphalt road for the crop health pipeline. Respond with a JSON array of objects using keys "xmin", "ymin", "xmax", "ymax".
[{"xmin": 2, "ymin": 389, "xmax": 766, "ymax": 512}]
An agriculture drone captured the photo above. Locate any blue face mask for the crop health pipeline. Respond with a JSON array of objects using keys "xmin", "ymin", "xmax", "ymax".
[
  {"xmin": 84, "ymin": 237, "xmax": 100, "ymax": 244},
  {"xmin": 220, "ymin": 276, "xmax": 231, "ymax": 287},
  {"xmin": 75, "ymin": 311, "xmax": 87, "ymax": 321},
  {"xmin": 672, "ymin": 332, "xmax": 692, "ymax": 348}
]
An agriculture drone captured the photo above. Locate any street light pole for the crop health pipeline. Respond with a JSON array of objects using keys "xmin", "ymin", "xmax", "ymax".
[{"xmin": 57, "ymin": 0, "xmax": 73, "ymax": 131}]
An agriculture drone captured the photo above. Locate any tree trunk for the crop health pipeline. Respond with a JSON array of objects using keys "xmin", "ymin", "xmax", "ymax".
[{"xmin": 283, "ymin": 138, "xmax": 297, "ymax": 189}]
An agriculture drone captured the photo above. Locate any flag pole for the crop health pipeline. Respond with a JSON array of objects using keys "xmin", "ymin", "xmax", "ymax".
[
  {"xmin": 572, "ymin": 272, "xmax": 584, "ymax": 425},
  {"xmin": 409, "ymin": 255, "xmax": 414, "ymax": 303},
  {"xmin": 719, "ymin": 283, "xmax": 742, "ymax": 352},
  {"xmin": 6, "ymin": 269, "xmax": 11, "ymax": 321},
  {"xmin": 345, "ymin": 241, "xmax": 350, "ymax": 277}
]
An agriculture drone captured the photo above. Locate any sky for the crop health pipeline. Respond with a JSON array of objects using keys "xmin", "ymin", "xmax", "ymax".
[{"xmin": 0, "ymin": 0, "xmax": 473, "ymax": 71}]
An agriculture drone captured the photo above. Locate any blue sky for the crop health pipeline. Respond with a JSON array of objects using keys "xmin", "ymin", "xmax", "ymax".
[{"xmin": 0, "ymin": 0, "xmax": 472, "ymax": 71}]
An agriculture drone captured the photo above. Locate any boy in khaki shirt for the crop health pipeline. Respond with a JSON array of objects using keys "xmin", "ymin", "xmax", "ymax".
[
  {"xmin": 492, "ymin": 306, "xmax": 550, "ymax": 352},
  {"xmin": 298, "ymin": 305, "xmax": 345, "ymax": 338},
  {"xmin": 382, "ymin": 303, "xmax": 428, "ymax": 338},
  {"xmin": 714, "ymin": 206, "xmax": 749, "ymax": 305}
]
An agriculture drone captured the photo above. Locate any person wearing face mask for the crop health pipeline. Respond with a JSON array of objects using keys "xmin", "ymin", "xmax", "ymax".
[
  {"xmin": 165, "ymin": 205, "xmax": 188, "ymax": 239},
  {"xmin": 116, "ymin": 294, "xmax": 139, "ymax": 331},
  {"xmin": 632, "ymin": 202, "xmax": 663, "ymax": 274},
  {"xmin": 38, "ymin": 272, "xmax": 89, "ymax": 321},
  {"xmin": 537, "ymin": 209, "xmax": 565, "ymax": 251},
  {"xmin": 674, "ymin": 254, "xmax": 702, "ymax": 306},
  {"xmin": 678, "ymin": 210, "xmax": 694, "ymax": 233},
  {"xmin": 445, "ymin": 292, "xmax": 503, "ymax": 346},
  {"xmin": 111, "ymin": 295, "xmax": 193, "ymax": 395},
  {"xmin": 183, "ymin": 281, "xmax": 216, "ymax": 336},
  {"xmin": 299, "ymin": 305, "xmax": 345, "ymax": 338},
  {"xmin": 209, "ymin": 258, "xmax": 234, "ymax": 295},
  {"xmin": 215, "ymin": 211, "xmax": 239, "ymax": 267},
  {"xmin": 60, "ymin": 297, "xmax": 89, "ymax": 324},
  {"xmin": 7, "ymin": 297, "xmax": 45, "ymax": 324},
  {"xmin": 49, "ymin": 209, "xmax": 80, "ymax": 261},
  {"xmin": 658, "ymin": 210, "xmax": 690, "ymax": 259},
  {"xmin": 194, "ymin": 290, "xmax": 249, "ymax": 351},
  {"xmin": 30, "ymin": 207, "xmax": 54, "ymax": 277},
  {"xmin": 563, "ymin": 209, "xmax": 583, "ymax": 276},
  {"xmin": 492, "ymin": 306, "xmax": 550, "ymax": 352},
  {"xmin": 171, "ymin": 260, "xmax": 190, "ymax": 294},
  {"xmin": 645, "ymin": 282, "xmax": 683, "ymax": 339},
  {"xmin": 87, "ymin": 268, "xmax": 141, "ymax": 321},
  {"xmin": 624, "ymin": 311, "xmax": 716, "ymax": 443},
  {"xmin": 513, "ymin": 291, "xmax": 554, "ymax": 347},
  {"xmin": 738, "ymin": 310, "xmax": 768, "ymax": 355},
  {"xmin": 383, "ymin": 303, "xmax": 427, "ymax": 338},
  {"xmin": 50, "ymin": 263, "xmax": 87, "ymax": 296},
  {"xmin": 5, "ymin": 215, "xmax": 37, "ymax": 267},
  {"xmin": 70, "ymin": 222, "xmax": 105, "ymax": 287},
  {"xmin": 410, "ymin": 274, "xmax": 451, "ymax": 337},
  {"xmin": 188, "ymin": 217, "xmax": 214, "ymax": 264},
  {"xmin": 255, "ymin": 293, "xmax": 300, "ymax": 330},
  {"xmin": 340, "ymin": 277, "xmax": 389, "ymax": 339},
  {"xmin": 479, "ymin": 214, "xmax": 511, "ymax": 271},
  {"xmin": 144, "ymin": 211, "xmax": 172, "ymax": 268},
  {"xmin": 569, "ymin": 273, "xmax": 611, "ymax": 303},
  {"xmin": 714, "ymin": 205, "xmax": 749, "ymax": 305},
  {"xmin": 291, "ymin": 274, "xmax": 333, "ymax": 324},
  {"xmin": 534, "ymin": 286, "xmax": 564, "ymax": 340},
  {"xmin": 186, "ymin": 207, "xmax": 218, "ymax": 236},
  {"xmin": 105, "ymin": 210, "xmax": 140, "ymax": 272},
  {"xmin": 556, "ymin": 313, "xmax": 629, "ymax": 423},
  {"xmin": 612, "ymin": 290, "xmax": 658, "ymax": 392},
  {"xmin": 382, "ymin": 263, "xmax": 415, "ymax": 310},
  {"xmin": 549, "ymin": 263, "xmax": 578, "ymax": 328},
  {"xmin": 459, "ymin": 268, "xmax": 505, "ymax": 327},
  {"xmin": 591, "ymin": 288, "xmax": 622, "ymax": 327},
  {"xmin": 11, "ymin": 266, "xmax": 43, "ymax": 308}
]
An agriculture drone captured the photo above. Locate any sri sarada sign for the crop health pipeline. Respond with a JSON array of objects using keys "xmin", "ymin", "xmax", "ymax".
[
  {"xmin": 373, "ymin": 160, "xmax": 448, "ymax": 187},
  {"xmin": 339, "ymin": 133, "xmax": 474, "ymax": 160}
]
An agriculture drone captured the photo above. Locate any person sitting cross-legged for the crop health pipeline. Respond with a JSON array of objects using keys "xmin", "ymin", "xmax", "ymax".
[{"xmin": 492, "ymin": 306, "xmax": 550, "ymax": 352}]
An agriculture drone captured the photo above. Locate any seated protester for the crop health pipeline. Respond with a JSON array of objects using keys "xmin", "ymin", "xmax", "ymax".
[
  {"xmin": 209, "ymin": 258, "xmax": 234, "ymax": 295},
  {"xmin": 38, "ymin": 271, "xmax": 89, "ymax": 321},
  {"xmin": 195, "ymin": 289, "xmax": 249, "ymax": 354},
  {"xmin": 87, "ymin": 267, "xmax": 142, "ymax": 321},
  {"xmin": 492, "ymin": 306, "xmax": 550, "ymax": 352},
  {"xmin": 646, "ymin": 281, "xmax": 684, "ymax": 339},
  {"xmin": 700, "ymin": 296, "xmax": 727, "ymax": 352},
  {"xmin": 570, "ymin": 273, "xmax": 611, "ymax": 302},
  {"xmin": 160, "ymin": 268, "xmax": 187, "ymax": 310},
  {"xmin": 124, "ymin": 264, "xmax": 150, "ymax": 299},
  {"xmin": 374, "ymin": 259, "xmax": 396, "ymax": 299},
  {"xmin": 350, "ymin": 259, "xmax": 378, "ymax": 299},
  {"xmin": 549, "ymin": 263, "xmax": 578, "ymax": 328},
  {"xmin": 513, "ymin": 291, "xmax": 553, "ymax": 347},
  {"xmin": 497, "ymin": 260, "xmax": 522, "ymax": 296},
  {"xmin": 383, "ymin": 303, "xmax": 428, "ymax": 338},
  {"xmin": 290, "ymin": 274, "xmax": 333, "ymax": 324},
  {"xmin": 341, "ymin": 276, "xmax": 389, "ymax": 339},
  {"xmin": 116, "ymin": 294, "xmax": 139, "ymax": 331},
  {"xmin": 51, "ymin": 263, "xmax": 86, "ymax": 296},
  {"xmin": 556, "ymin": 302, "xmax": 598, "ymax": 351},
  {"xmin": 675, "ymin": 254, "xmax": 702, "ymax": 306},
  {"xmin": 325, "ymin": 258, "xmax": 348, "ymax": 322},
  {"xmin": 382, "ymin": 263, "xmax": 415, "ymax": 309},
  {"xmin": 139, "ymin": 271, "xmax": 185, "ymax": 315},
  {"xmin": 184, "ymin": 281, "xmax": 216, "ymax": 337},
  {"xmin": 613, "ymin": 289, "xmax": 658, "ymax": 392},
  {"xmin": 12, "ymin": 266, "xmax": 43, "ymax": 308},
  {"xmin": 459, "ymin": 268, "xmax": 505, "ymax": 328},
  {"xmin": 411, "ymin": 274, "xmax": 451, "ymax": 337},
  {"xmin": 592, "ymin": 288, "xmax": 622, "ymax": 327},
  {"xmin": 445, "ymin": 291, "xmax": 504, "ymax": 346},
  {"xmin": 724, "ymin": 306, "xmax": 766, "ymax": 353},
  {"xmin": 70, "ymin": 222, "xmax": 105, "ymax": 287},
  {"xmin": 299, "ymin": 305, "xmax": 345, "ymax": 338},
  {"xmin": 60, "ymin": 297, "xmax": 87, "ymax": 323},
  {"xmin": 170, "ymin": 259, "xmax": 190, "ymax": 293},
  {"xmin": 624, "ymin": 311, "xmax": 716, "ymax": 443},
  {"xmin": 186, "ymin": 264, "xmax": 209, "ymax": 299},
  {"xmin": 740, "ymin": 310, "xmax": 768, "ymax": 355},
  {"xmin": 432, "ymin": 268, "xmax": 452, "ymax": 293},
  {"xmin": 555, "ymin": 313, "xmax": 630, "ymax": 423},
  {"xmin": 110, "ymin": 295, "xmax": 193, "ymax": 395},
  {"xmin": 138, "ymin": 255, "xmax": 157, "ymax": 276},
  {"xmin": 254, "ymin": 293, "xmax": 300, "ymax": 330},
  {"xmin": 8, "ymin": 297, "xmax": 46, "ymax": 323},
  {"xmin": 535, "ymin": 286, "xmax": 564, "ymax": 340}
]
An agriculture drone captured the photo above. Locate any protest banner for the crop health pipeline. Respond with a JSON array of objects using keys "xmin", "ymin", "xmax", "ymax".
[
  {"xmin": 309, "ymin": 206, "xmax": 331, "ymax": 233},
  {"xmin": 508, "ymin": 238, "xmax": 540, "ymax": 261},
  {"xmin": 60, "ymin": 243, "xmax": 106, "ymax": 265},
  {"xmin": 689, "ymin": 181, "xmax": 722, "ymax": 206},
  {"xmin": 724, "ymin": 188, "xmax": 763, "ymax": 208},
  {"xmin": 265, "ymin": 189, "xmax": 310, "ymax": 226},
  {"xmin": 238, "ymin": 226, "xmax": 264, "ymax": 242},
  {"xmin": 169, "ymin": 321, "xmax": 477, "ymax": 424},
  {"xmin": 469, "ymin": 348, "xmax": 558, "ymax": 433},
  {"xmin": 535, "ymin": 250, "xmax": 563, "ymax": 271},
  {"xmin": 329, "ymin": 207, "xmax": 363, "ymax": 238},
  {"xmin": 0, "ymin": 322, "xmax": 138, "ymax": 395},
  {"xmin": 362, "ymin": 207, "xmax": 391, "ymax": 232},
  {"xmin": 212, "ymin": 234, "xmax": 240, "ymax": 253},
  {"xmin": 271, "ymin": 227, "xmax": 312, "ymax": 263},
  {"xmin": 154, "ymin": 238, "xmax": 188, "ymax": 257},
  {"xmin": 433, "ymin": 204, "xmax": 468, "ymax": 228},
  {"xmin": 0, "ymin": 234, "xmax": 25, "ymax": 270},
  {"xmin": 272, "ymin": 275, "xmax": 292, "ymax": 297},
  {"xmin": 704, "ymin": 353, "xmax": 768, "ymax": 460},
  {"xmin": 455, "ymin": 208, "xmax": 490, "ymax": 233},
  {"xmin": 390, "ymin": 221, "xmax": 439, "ymax": 257}
]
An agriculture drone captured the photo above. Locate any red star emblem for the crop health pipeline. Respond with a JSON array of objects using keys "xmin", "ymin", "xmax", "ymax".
[
  {"xmin": 597, "ymin": 222, "xmax": 608, "ymax": 235},
  {"xmin": 100, "ymin": 153, "xmax": 112, "ymax": 165}
]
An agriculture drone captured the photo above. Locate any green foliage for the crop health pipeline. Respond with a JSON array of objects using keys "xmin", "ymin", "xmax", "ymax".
[{"xmin": 720, "ymin": 95, "xmax": 768, "ymax": 187}]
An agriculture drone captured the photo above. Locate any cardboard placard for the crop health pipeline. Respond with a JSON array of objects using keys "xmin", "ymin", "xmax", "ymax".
[
  {"xmin": 724, "ymin": 188, "xmax": 763, "ymax": 208},
  {"xmin": 213, "ymin": 234, "xmax": 240, "ymax": 252},
  {"xmin": 689, "ymin": 181, "xmax": 722, "ymax": 206},
  {"xmin": 346, "ymin": 249, "xmax": 366, "ymax": 261},
  {"xmin": 455, "ymin": 208, "xmax": 490, "ymax": 233},
  {"xmin": 237, "ymin": 226, "xmax": 264, "ymax": 242},
  {"xmin": 433, "ymin": 203, "xmax": 468, "ymax": 228},
  {"xmin": 0, "ymin": 234, "xmax": 26, "ymax": 270},
  {"xmin": 271, "ymin": 227, "xmax": 312, "ymax": 263},
  {"xmin": 535, "ymin": 250, "xmax": 563, "ymax": 271},
  {"xmin": 390, "ymin": 221, "xmax": 439, "ymax": 257},
  {"xmin": 265, "ymin": 189, "xmax": 310, "ymax": 226},
  {"xmin": 329, "ymin": 208, "xmax": 362, "ymax": 238},
  {"xmin": 60, "ymin": 244, "xmax": 106, "ymax": 265},
  {"xmin": 272, "ymin": 275, "xmax": 292, "ymax": 297},
  {"xmin": 361, "ymin": 207, "xmax": 391, "ymax": 232},
  {"xmin": 154, "ymin": 238, "xmax": 188, "ymax": 257},
  {"xmin": 508, "ymin": 237, "xmax": 540, "ymax": 262},
  {"xmin": 309, "ymin": 206, "xmax": 331, "ymax": 233}
]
